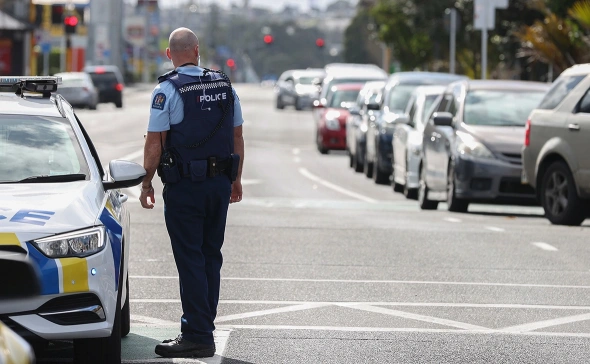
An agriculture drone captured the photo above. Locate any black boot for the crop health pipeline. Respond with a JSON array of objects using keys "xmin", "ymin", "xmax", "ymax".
[{"xmin": 155, "ymin": 335, "xmax": 216, "ymax": 358}]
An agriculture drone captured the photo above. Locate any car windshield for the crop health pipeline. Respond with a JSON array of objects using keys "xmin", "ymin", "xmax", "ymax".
[
  {"xmin": 60, "ymin": 77, "xmax": 88, "ymax": 88},
  {"xmin": 0, "ymin": 115, "xmax": 89, "ymax": 182},
  {"xmin": 298, "ymin": 77, "xmax": 317, "ymax": 85},
  {"xmin": 329, "ymin": 89, "xmax": 360, "ymax": 108},
  {"xmin": 387, "ymin": 84, "xmax": 420, "ymax": 112},
  {"xmin": 463, "ymin": 90, "xmax": 545, "ymax": 126}
]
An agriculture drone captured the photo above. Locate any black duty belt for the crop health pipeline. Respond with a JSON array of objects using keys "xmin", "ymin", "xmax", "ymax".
[{"xmin": 179, "ymin": 157, "xmax": 232, "ymax": 179}]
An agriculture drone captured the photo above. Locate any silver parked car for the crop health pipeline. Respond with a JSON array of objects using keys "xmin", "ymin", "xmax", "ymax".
[
  {"xmin": 523, "ymin": 64, "xmax": 590, "ymax": 226},
  {"xmin": 275, "ymin": 68, "xmax": 325, "ymax": 110},
  {"xmin": 54, "ymin": 72, "xmax": 99, "ymax": 110},
  {"xmin": 392, "ymin": 85, "xmax": 446, "ymax": 199}
]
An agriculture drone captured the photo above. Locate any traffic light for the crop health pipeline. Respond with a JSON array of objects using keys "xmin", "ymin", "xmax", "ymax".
[
  {"xmin": 64, "ymin": 16, "xmax": 78, "ymax": 34},
  {"xmin": 51, "ymin": 5, "xmax": 64, "ymax": 24},
  {"xmin": 316, "ymin": 38, "xmax": 325, "ymax": 48},
  {"xmin": 226, "ymin": 58, "xmax": 236, "ymax": 68},
  {"xmin": 263, "ymin": 34, "xmax": 273, "ymax": 45}
]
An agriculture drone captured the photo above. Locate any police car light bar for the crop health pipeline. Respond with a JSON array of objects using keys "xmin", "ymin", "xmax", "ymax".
[{"xmin": 0, "ymin": 76, "xmax": 62, "ymax": 96}]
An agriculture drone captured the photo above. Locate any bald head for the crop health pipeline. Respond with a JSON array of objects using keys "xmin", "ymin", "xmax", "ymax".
[{"xmin": 169, "ymin": 28, "xmax": 199, "ymax": 53}]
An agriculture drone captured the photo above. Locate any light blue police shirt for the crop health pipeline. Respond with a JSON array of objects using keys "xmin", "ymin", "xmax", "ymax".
[{"xmin": 147, "ymin": 66, "xmax": 244, "ymax": 132}]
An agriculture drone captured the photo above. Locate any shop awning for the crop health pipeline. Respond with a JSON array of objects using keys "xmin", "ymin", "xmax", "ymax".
[{"xmin": 0, "ymin": 10, "xmax": 30, "ymax": 31}]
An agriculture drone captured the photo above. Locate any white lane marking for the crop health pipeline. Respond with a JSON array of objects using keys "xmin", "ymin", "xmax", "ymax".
[
  {"xmin": 501, "ymin": 312, "xmax": 590, "ymax": 333},
  {"xmin": 444, "ymin": 217, "xmax": 462, "ymax": 223},
  {"xmin": 131, "ymin": 314, "xmax": 177, "ymax": 326},
  {"xmin": 129, "ymin": 299, "xmax": 590, "ymax": 310},
  {"xmin": 532, "ymin": 242, "xmax": 559, "ymax": 251},
  {"xmin": 298, "ymin": 168, "xmax": 377, "ymax": 203},
  {"xmin": 214, "ymin": 324, "xmax": 590, "ymax": 338},
  {"xmin": 130, "ymin": 276, "xmax": 590, "ymax": 289},
  {"xmin": 339, "ymin": 304, "xmax": 490, "ymax": 331},
  {"xmin": 485, "ymin": 226, "xmax": 505, "ymax": 232},
  {"xmin": 242, "ymin": 179, "xmax": 263, "ymax": 186},
  {"xmin": 216, "ymin": 303, "xmax": 330, "ymax": 323},
  {"xmin": 293, "ymin": 157, "xmax": 301, "ymax": 163},
  {"xmin": 292, "ymin": 148, "xmax": 300, "ymax": 155}
]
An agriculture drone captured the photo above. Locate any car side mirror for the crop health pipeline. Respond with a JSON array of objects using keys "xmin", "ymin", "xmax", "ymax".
[
  {"xmin": 432, "ymin": 112, "xmax": 454, "ymax": 127},
  {"xmin": 366, "ymin": 102, "xmax": 380, "ymax": 111},
  {"xmin": 103, "ymin": 160, "xmax": 146, "ymax": 191},
  {"xmin": 0, "ymin": 252, "xmax": 41, "ymax": 298}
]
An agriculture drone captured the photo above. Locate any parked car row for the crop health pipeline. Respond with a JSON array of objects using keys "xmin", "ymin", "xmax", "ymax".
[
  {"xmin": 309, "ymin": 63, "xmax": 590, "ymax": 226},
  {"xmin": 53, "ymin": 65, "xmax": 125, "ymax": 109}
]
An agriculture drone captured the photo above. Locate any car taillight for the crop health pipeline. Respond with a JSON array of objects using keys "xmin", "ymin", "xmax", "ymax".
[
  {"xmin": 115, "ymin": 83, "xmax": 123, "ymax": 92},
  {"xmin": 524, "ymin": 119, "xmax": 531, "ymax": 147}
]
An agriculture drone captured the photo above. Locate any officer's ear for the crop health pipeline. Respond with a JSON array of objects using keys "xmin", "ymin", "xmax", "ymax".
[{"xmin": 166, "ymin": 48, "xmax": 171, "ymax": 61}]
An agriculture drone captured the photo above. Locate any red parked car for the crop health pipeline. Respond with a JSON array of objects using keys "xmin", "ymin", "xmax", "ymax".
[{"xmin": 315, "ymin": 83, "xmax": 364, "ymax": 154}]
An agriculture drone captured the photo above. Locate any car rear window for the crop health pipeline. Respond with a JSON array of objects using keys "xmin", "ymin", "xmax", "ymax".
[
  {"xmin": 537, "ymin": 75, "xmax": 585, "ymax": 110},
  {"xmin": 0, "ymin": 115, "xmax": 89, "ymax": 182},
  {"xmin": 463, "ymin": 90, "xmax": 545, "ymax": 126},
  {"xmin": 387, "ymin": 84, "xmax": 421, "ymax": 112},
  {"xmin": 329, "ymin": 89, "xmax": 361, "ymax": 108},
  {"xmin": 88, "ymin": 72, "xmax": 119, "ymax": 87}
]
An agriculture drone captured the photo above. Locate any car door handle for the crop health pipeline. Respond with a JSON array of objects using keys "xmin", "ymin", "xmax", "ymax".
[
  {"xmin": 119, "ymin": 193, "xmax": 128, "ymax": 204},
  {"xmin": 568, "ymin": 123, "xmax": 581, "ymax": 131}
]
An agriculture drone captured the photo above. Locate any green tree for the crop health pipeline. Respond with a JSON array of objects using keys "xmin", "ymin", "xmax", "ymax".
[{"xmin": 343, "ymin": 9, "xmax": 381, "ymax": 65}]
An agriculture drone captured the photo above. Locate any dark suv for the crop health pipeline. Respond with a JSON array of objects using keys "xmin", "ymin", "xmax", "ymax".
[{"xmin": 83, "ymin": 65, "xmax": 124, "ymax": 108}]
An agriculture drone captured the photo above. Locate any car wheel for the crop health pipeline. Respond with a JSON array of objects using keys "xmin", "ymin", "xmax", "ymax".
[
  {"xmin": 276, "ymin": 97, "xmax": 285, "ymax": 110},
  {"xmin": 121, "ymin": 275, "xmax": 130, "ymax": 337},
  {"xmin": 447, "ymin": 162, "xmax": 469, "ymax": 213},
  {"xmin": 540, "ymin": 161, "xmax": 586, "ymax": 226},
  {"xmin": 393, "ymin": 182, "xmax": 404, "ymax": 193},
  {"xmin": 354, "ymin": 147, "xmax": 364, "ymax": 173},
  {"xmin": 348, "ymin": 150, "xmax": 354, "ymax": 168},
  {"xmin": 89, "ymin": 103, "xmax": 97, "ymax": 110},
  {"xmin": 74, "ymin": 290, "xmax": 122, "ymax": 364},
  {"xmin": 418, "ymin": 163, "xmax": 438, "ymax": 210},
  {"xmin": 373, "ymin": 154, "xmax": 390, "ymax": 185},
  {"xmin": 115, "ymin": 100, "xmax": 123, "ymax": 108},
  {"xmin": 316, "ymin": 132, "xmax": 328, "ymax": 154},
  {"xmin": 363, "ymin": 154, "xmax": 373, "ymax": 178},
  {"xmin": 295, "ymin": 97, "xmax": 303, "ymax": 111},
  {"xmin": 404, "ymin": 185, "xmax": 418, "ymax": 200}
]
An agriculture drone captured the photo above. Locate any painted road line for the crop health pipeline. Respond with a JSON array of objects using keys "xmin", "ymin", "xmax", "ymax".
[
  {"xmin": 216, "ymin": 303, "xmax": 330, "ymax": 323},
  {"xmin": 130, "ymin": 276, "xmax": 590, "ymax": 289},
  {"xmin": 131, "ymin": 314, "xmax": 177, "ymax": 326},
  {"xmin": 292, "ymin": 148, "xmax": 300, "ymax": 155},
  {"xmin": 485, "ymin": 226, "xmax": 505, "ymax": 232},
  {"xmin": 298, "ymin": 168, "xmax": 377, "ymax": 203},
  {"xmin": 532, "ymin": 242, "xmax": 559, "ymax": 251},
  {"xmin": 131, "ymin": 299, "xmax": 590, "ymax": 311},
  {"xmin": 338, "ymin": 304, "xmax": 490, "ymax": 331},
  {"xmin": 444, "ymin": 217, "xmax": 462, "ymax": 223},
  {"xmin": 500, "ymin": 312, "xmax": 590, "ymax": 333},
  {"xmin": 241, "ymin": 179, "xmax": 263, "ymax": 186}
]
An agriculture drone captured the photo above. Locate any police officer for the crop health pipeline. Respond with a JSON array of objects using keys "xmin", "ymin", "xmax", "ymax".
[{"xmin": 139, "ymin": 27, "xmax": 244, "ymax": 358}]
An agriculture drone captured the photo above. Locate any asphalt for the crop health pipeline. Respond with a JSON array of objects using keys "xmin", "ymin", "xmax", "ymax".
[{"xmin": 35, "ymin": 83, "xmax": 590, "ymax": 364}]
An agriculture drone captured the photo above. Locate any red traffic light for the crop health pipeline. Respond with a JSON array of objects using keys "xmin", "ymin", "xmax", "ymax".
[
  {"xmin": 226, "ymin": 58, "xmax": 236, "ymax": 68},
  {"xmin": 64, "ymin": 16, "xmax": 78, "ymax": 27},
  {"xmin": 316, "ymin": 38, "xmax": 325, "ymax": 48},
  {"xmin": 263, "ymin": 34, "xmax": 273, "ymax": 44}
]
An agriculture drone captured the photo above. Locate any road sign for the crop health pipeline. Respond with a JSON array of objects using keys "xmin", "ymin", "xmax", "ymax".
[
  {"xmin": 474, "ymin": 0, "xmax": 508, "ymax": 30},
  {"xmin": 41, "ymin": 43, "xmax": 51, "ymax": 54},
  {"xmin": 124, "ymin": 16, "xmax": 147, "ymax": 48}
]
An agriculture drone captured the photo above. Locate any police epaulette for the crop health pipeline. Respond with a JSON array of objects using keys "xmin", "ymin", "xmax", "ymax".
[{"xmin": 158, "ymin": 70, "xmax": 178, "ymax": 84}]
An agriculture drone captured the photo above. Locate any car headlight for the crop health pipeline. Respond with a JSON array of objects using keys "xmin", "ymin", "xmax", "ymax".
[
  {"xmin": 33, "ymin": 227, "xmax": 106, "ymax": 258},
  {"xmin": 456, "ymin": 131, "xmax": 495, "ymax": 160},
  {"xmin": 325, "ymin": 118, "xmax": 340, "ymax": 130}
]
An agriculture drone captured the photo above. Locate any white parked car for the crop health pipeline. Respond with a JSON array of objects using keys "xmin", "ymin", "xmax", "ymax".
[{"xmin": 0, "ymin": 76, "xmax": 145, "ymax": 364}]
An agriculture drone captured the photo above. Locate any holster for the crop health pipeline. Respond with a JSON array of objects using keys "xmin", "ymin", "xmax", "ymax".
[{"xmin": 158, "ymin": 149, "xmax": 181, "ymax": 184}]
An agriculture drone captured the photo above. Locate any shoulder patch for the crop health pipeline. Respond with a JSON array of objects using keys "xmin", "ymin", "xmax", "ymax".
[{"xmin": 152, "ymin": 93, "xmax": 167, "ymax": 110}]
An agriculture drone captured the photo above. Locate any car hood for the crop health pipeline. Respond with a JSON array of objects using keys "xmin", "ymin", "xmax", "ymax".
[
  {"xmin": 460, "ymin": 124, "xmax": 525, "ymax": 155},
  {"xmin": 0, "ymin": 181, "xmax": 104, "ymax": 240}
]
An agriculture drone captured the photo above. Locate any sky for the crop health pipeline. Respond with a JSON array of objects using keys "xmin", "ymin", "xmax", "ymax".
[{"xmin": 135, "ymin": 0, "xmax": 355, "ymax": 12}]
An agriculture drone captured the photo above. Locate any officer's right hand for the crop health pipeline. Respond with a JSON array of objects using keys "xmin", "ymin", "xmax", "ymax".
[
  {"xmin": 140, "ymin": 186, "xmax": 156, "ymax": 209},
  {"xmin": 230, "ymin": 181, "xmax": 242, "ymax": 204}
]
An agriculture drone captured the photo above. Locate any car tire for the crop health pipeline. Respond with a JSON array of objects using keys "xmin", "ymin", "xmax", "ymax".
[
  {"xmin": 373, "ymin": 154, "xmax": 390, "ymax": 185},
  {"xmin": 404, "ymin": 185, "xmax": 418, "ymax": 200},
  {"xmin": 121, "ymin": 275, "xmax": 130, "ymax": 337},
  {"xmin": 89, "ymin": 103, "xmax": 97, "ymax": 110},
  {"xmin": 447, "ymin": 162, "xmax": 469, "ymax": 213},
  {"xmin": 295, "ymin": 97, "xmax": 303, "ymax": 111},
  {"xmin": 393, "ymin": 182, "xmax": 404, "ymax": 193},
  {"xmin": 316, "ymin": 132, "xmax": 328, "ymax": 154},
  {"xmin": 354, "ymin": 150, "xmax": 364, "ymax": 173},
  {"xmin": 540, "ymin": 161, "xmax": 587, "ymax": 226},
  {"xmin": 418, "ymin": 163, "xmax": 438, "ymax": 210},
  {"xmin": 348, "ymin": 150, "xmax": 354, "ymax": 168},
  {"xmin": 115, "ymin": 100, "xmax": 123, "ymax": 109},
  {"xmin": 363, "ymin": 155, "xmax": 373, "ymax": 178},
  {"xmin": 73, "ymin": 290, "xmax": 122, "ymax": 364},
  {"xmin": 276, "ymin": 97, "xmax": 285, "ymax": 110}
]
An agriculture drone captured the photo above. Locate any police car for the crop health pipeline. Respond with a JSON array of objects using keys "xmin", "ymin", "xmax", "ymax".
[{"xmin": 0, "ymin": 77, "xmax": 146, "ymax": 364}]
